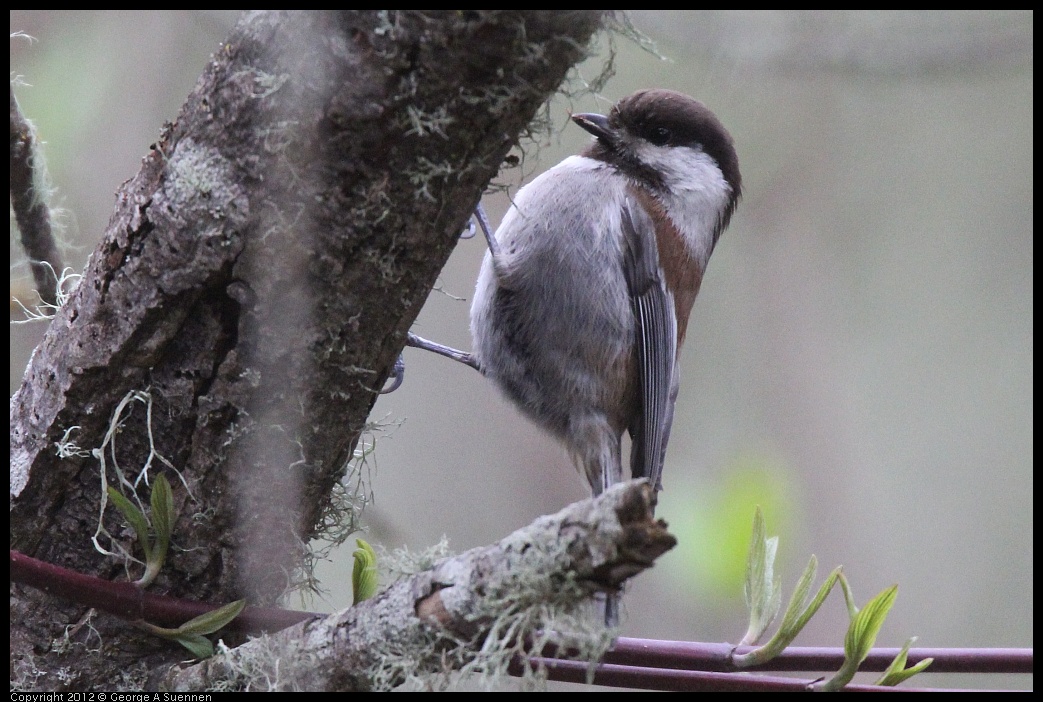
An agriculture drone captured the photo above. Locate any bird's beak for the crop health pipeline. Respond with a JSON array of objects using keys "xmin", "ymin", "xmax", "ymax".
[{"xmin": 572, "ymin": 112, "xmax": 616, "ymax": 145}]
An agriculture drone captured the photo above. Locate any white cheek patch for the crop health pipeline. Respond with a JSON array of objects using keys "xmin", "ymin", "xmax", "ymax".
[{"xmin": 633, "ymin": 143, "xmax": 732, "ymax": 268}]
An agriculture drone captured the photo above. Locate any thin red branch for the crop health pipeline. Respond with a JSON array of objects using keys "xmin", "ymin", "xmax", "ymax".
[
  {"xmin": 9, "ymin": 550, "xmax": 315, "ymax": 633},
  {"xmin": 517, "ymin": 656, "xmax": 1021, "ymax": 692},
  {"xmin": 11, "ymin": 548, "xmax": 1032, "ymax": 690},
  {"xmin": 603, "ymin": 637, "xmax": 1034, "ymax": 675}
]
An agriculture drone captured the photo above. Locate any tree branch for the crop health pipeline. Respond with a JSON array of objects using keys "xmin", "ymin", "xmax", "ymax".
[{"xmin": 158, "ymin": 480, "xmax": 673, "ymax": 692}]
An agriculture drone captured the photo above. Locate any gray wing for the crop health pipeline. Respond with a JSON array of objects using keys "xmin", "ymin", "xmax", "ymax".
[{"xmin": 620, "ymin": 198, "xmax": 677, "ymax": 492}]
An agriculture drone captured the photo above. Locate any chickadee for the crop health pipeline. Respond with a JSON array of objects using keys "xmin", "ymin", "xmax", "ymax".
[
  {"xmin": 409, "ymin": 89, "xmax": 741, "ymax": 623},
  {"xmin": 471, "ymin": 89, "xmax": 740, "ymax": 492}
]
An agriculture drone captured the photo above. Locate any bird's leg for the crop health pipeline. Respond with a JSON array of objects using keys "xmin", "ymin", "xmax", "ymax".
[
  {"xmin": 455, "ymin": 204, "xmax": 496, "ymax": 251},
  {"xmin": 379, "ymin": 354, "xmax": 406, "ymax": 394},
  {"xmin": 403, "ymin": 204, "xmax": 489, "ymax": 371},
  {"xmin": 380, "ymin": 334, "xmax": 478, "ymax": 393},
  {"xmin": 472, "ymin": 203, "xmax": 499, "ymax": 258},
  {"xmin": 380, "ymin": 207, "xmax": 489, "ymax": 393},
  {"xmin": 405, "ymin": 332, "xmax": 478, "ymax": 370}
]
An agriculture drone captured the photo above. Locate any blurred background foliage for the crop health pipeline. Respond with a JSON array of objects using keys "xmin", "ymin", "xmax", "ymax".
[{"xmin": 10, "ymin": 11, "xmax": 1032, "ymax": 689}]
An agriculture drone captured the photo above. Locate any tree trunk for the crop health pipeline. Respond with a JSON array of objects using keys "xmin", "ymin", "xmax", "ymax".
[{"xmin": 10, "ymin": 10, "xmax": 608, "ymax": 691}]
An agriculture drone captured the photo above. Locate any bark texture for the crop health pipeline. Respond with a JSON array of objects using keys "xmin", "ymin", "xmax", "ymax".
[
  {"xmin": 161, "ymin": 481, "xmax": 673, "ymax": 692},
  {"xmin": 10, "ymin": 10, "xmax": 607, "ymax": 691}
]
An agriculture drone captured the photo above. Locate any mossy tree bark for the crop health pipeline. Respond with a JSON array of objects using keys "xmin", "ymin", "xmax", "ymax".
[{"xmin": 10, "ymin": 10, "xmax": 608, "ymax": 691}]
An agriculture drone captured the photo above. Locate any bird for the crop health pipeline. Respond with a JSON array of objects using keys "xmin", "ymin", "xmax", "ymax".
[{"xmin": 410, "ymin": 89, "xmax": 741, "ymax": 624}]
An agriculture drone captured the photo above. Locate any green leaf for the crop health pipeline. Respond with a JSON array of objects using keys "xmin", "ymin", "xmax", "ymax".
[
  {"xmin": 133, "ymin": 604, "xmax": 241, "ymax": 661},
  {"xmin": 781, "ymin": 564, "xmax": 840, "ymax": 640},
  {"xmin": 876, "ymin": 636, "xmax": 933, "ymax": 686},
  {"xmin": 845, "ymin": 585, "xmax": 898, "ymax": 665},
  {"xmin": 150, "ymin": 474, "xmax": 174, "ymax": 553},
  {"xmin": 136, "ymin": 475, "xmax": 176, "ymax": 587},
  {"xmin": 740, "ymin": 507, "xmax": 781, "ymax": 645},
  {"xmin": 883, "ymin": 657, "xmax": 934, "ymax": 686},
  {"xmin": 777, "ymin": 555, "xmax": 817, "ymax": 632},
  {"xmin": 838, "ymin": 571, "xmax": 859, "ymax": 619},
  {"xmin": 743, "ymin": 506, "xmax": 768, "ymax": 609},
  {"xmin": 353, "ymin": 538, "xmax": 379, "ymax": 605},
  {"xmin": 174, "ymin": 633, "xmax": 215, "ymax": 659},
  {"xmin": 734, "ymin": 563, "xmax": 841, "ymax": 667},
  {"xmin": 819, "ymin": 584, "xmax": 900, "ymax": 691},
  {"xmin": 107, "ymin": 486, "xmax": 152, "ymax": 561},
  {"xmin": 175, "ymin": 599, "xmax": 247, "ymax": 636}
]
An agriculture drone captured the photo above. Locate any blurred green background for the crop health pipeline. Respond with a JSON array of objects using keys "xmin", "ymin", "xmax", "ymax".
[{"xmin": 10, "ymin": 11, "xmax": 1032, "ymax": 689}]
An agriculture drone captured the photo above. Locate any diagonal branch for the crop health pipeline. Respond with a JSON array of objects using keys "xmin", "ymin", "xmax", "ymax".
[{"xmin": 159, "ymin": 480, "xmax": 673, "ymax": 692}]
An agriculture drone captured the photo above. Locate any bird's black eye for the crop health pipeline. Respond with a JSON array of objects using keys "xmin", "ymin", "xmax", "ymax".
[{"xmin": 647, "ymin": 126, "xmax": 671, "ymax": 146}]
